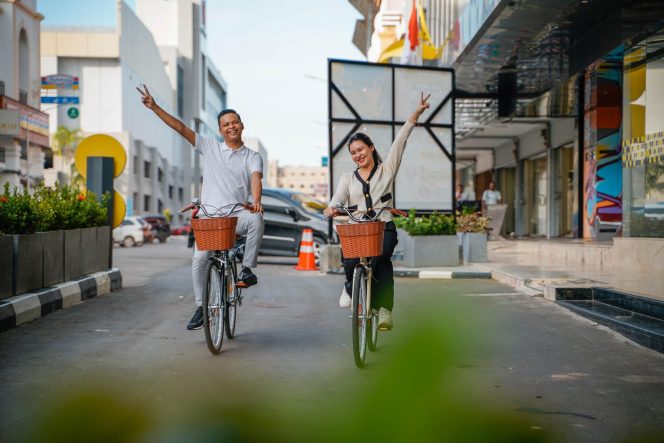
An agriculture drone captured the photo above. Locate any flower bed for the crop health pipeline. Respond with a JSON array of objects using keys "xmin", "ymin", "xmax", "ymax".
[{"xmin": 0, "ymin": 184, "xmax": 110, "ymax": 300}]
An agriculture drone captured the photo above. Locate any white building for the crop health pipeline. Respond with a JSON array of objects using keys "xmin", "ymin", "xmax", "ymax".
[
  {"xmin": 41, "ymin": 1, "xmax": 187, "ymax": 219},
  {"xmin": 135, "ymin": 0, "xmax": 230, "ymax": 203},
  {"xmin": 0, "ymin": 0, "xmax": 50, "ymax": 190},
  {"xmin": 243, "ymin": 136, "xmax": 268, "ymax": 187},
  {"xmin": 269, "ymin": 161, "xmax": 328, "ymax": 201}
]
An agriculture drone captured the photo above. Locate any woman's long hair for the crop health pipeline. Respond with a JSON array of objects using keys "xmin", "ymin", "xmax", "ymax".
[{"xmin": 348, "ymin": 133, "xmax": 383, "ymax": 165}]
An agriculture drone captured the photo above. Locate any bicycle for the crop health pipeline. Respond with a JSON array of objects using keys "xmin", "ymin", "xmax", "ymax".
[
  {"xmin": 178, "ymin": 198, "xmax": 250, "ymax": 355},
  {"xmin": 327, "ymin": 206, "xmax": 407, "ymax": 368}
]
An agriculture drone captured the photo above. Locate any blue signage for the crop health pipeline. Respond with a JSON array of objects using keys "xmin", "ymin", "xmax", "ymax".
[
  {"xmin": 322, "ymin": 156, "xmax": 328, "ymax": 167},
  {"xmin": 40, "ymin": 96, "xmax": 80, "ymax": 104}
]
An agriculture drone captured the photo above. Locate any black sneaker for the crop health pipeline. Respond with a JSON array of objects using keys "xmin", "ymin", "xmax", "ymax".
[
  {"xmin": 187, "ymin": 306, "xmax": 204, "ymax": 330},
  {"xmin": 238, "ymin": 267, "xmax": 257, "ymax": 287}
]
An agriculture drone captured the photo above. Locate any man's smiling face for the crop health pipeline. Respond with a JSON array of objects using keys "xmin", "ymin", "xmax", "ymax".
[{"xmin": 219, "ymin": 112, "xmax": 243, "ymax": 144}]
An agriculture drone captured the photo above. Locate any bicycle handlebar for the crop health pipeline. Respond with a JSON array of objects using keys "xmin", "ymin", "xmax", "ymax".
[
  {"xmin": 177, "ymin": 199, "xmax": 253, "ymax": 217},
  {"xmin": 322, "ymin": 206, "xmax": 407, "ymax": 223}
]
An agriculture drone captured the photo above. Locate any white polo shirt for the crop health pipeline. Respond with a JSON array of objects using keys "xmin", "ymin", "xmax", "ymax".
[{"xmin": 195, "ymin": 134, "xmax": 263, "ymax": 213}]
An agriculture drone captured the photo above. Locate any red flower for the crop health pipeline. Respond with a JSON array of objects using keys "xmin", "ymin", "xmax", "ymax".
[
  {"xmin": 76, "ymin": 194, "xmax": 85, "ymax": 201},
  {"xmin": 0, "ymin": 196, "xmax": 7, "ymax": 203}
]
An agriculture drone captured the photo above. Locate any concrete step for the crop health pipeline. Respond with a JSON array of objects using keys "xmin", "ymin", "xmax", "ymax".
[{"xmin": 555, "ymin": 288, "xmax": 664, "ymax": 353}]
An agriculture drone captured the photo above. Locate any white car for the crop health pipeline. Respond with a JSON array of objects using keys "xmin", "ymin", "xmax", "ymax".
[{"xmin": 113, "ymin": 216, "xmax": 146, "ymax": 247}]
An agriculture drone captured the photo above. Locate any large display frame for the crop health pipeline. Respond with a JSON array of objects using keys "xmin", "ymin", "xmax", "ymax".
[{"xmin": 328, "ymin": 59, "xmax": 455, "ymax": 213}]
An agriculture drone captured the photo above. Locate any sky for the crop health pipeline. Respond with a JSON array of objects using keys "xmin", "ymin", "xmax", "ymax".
[{"xmin": 37, "ymin": 0, "xmax": 365, "ymax": 166}]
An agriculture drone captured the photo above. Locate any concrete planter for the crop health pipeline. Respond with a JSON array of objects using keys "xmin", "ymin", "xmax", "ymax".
[
  {"xmin": 42, "ymin": 230, "xmax": 65, "ymax": 287},
  {"xmin": 0, "ymin": 235, "xmax": 14, "ymax": 300},
  {"xmin": 64, "ymin": 228, "xmax": 82, "ymax": 281},
  {"xmin": 457, "ymin": 232, "xmax": 488, "ymax": 263},
  {"xmin": 14, "ymin": 233, "xmax": 44, "ymax": 296},
  {"xmin": 395, "ymin": 229, "xmax": 459, "ymax": 267},
  {"xmin": 80, "ymin": 227, "xmax": 97, "ymax": 275},
  {"xmin": 96, "ymin": 226, "xmax": 111, "ymax": 271}
]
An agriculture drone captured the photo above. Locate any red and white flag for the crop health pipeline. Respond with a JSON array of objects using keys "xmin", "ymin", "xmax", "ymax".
[{"xmin": 400, "ymin": 0, "xmax": 419, "ymax": 65}]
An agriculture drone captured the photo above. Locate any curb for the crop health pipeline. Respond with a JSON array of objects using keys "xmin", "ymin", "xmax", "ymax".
[
  {"xmin": 0, "ymin": 268, "xmax": 122, "ymax": 333},
  {"xmin": 326, "ymin": 269, "xmax": 491, "ymax": 279},
  {"xmin": 471, "ymin": 264, "xmax": 544, "ymax": 296}
]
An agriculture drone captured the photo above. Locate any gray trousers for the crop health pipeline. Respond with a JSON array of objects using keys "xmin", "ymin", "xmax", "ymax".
[{"xmin": 192, "ymin": 210, "xmax": 264, "ymax": 306}]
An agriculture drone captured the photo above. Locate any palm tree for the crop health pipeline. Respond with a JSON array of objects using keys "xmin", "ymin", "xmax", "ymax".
[{"xmin": 52, "ymin": 126, "xmax": 83, "ymax": 185}]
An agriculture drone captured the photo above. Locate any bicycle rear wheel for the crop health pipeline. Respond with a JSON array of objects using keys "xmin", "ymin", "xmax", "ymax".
[
  {"xmin": 351, "ymin": 265, "xmax": 368, "ymax": 367},
  {"xmin": 225, "ymin": 258, "xmax": 239, "ymax": 339},
  {"xmin": 368, "ymin": 308, "xmax": 379, "ymax": 351},
  {"xmin": 203, "ymin": 262, "xmax": 225, "ymax": 354}
]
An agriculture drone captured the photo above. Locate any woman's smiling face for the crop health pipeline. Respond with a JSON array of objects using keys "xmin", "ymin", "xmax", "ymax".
[{"xmin": 349, "ymin": 140, "xmax": 374, "ymax": 169}]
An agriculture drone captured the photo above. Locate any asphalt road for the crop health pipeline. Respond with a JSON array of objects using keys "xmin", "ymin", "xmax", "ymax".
[{"xmin": 1, "ymin": 236, "xmax": 663, "ymax": 442}]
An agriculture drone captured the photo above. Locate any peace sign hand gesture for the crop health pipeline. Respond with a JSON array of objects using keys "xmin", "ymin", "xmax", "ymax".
[
  {"xmin": 409, "ymin": 92, "xmax": 431, "ymax": 123},
  {"xmin": 136, "ymin": 84, "xmax": 156, "ymax": 110}
]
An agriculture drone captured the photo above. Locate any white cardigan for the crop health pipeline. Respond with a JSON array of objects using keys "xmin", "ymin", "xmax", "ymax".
[{"xmin": 330, "ymin": 121, "xmax": 415, "ymax": 222}]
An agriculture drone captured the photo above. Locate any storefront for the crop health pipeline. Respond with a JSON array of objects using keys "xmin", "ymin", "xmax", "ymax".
[{"xmin": 622, "ymin": 30, "xmax": 664, "ymax": 238}]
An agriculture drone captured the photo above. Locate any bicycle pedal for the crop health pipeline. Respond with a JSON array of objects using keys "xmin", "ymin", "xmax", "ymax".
[{"xmin": 236, "ymin": 282, "xmax": 248, "ymax": 288}]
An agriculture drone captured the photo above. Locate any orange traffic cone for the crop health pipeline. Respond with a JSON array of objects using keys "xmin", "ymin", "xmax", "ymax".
[{"xmin": 295, "ymin": 228, "xmax": 318, "ymax": 271}]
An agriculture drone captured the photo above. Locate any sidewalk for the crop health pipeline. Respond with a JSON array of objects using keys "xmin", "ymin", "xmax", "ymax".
[{"xmin": 474, "ymin": 239, "xmax": 664, "ymax": 302}]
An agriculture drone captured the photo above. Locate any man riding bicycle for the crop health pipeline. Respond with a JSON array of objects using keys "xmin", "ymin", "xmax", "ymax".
[{"xmin": 137, "ymin": 85, "xmax": 264, "ymax": 331}]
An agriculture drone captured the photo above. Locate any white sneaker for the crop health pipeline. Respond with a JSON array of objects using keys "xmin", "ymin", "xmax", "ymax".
[
  {"xmin": 378, "ymin": 307, "xmax": 393, "ymax": 330},
  {"xmin": 339, "ymin": 287, "xmax": 351, "ymax": 308}
]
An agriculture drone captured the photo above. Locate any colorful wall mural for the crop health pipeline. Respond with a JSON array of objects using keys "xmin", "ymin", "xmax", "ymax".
[{"xmin": 583, "ymin": 51, "xmax": 623, "ymax": 239}]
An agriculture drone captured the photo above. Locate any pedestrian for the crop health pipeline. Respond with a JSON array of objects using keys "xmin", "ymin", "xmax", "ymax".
[
  {"xmin": 482, "ymin": 180, "xmax": 502, "ymax": 214},
  {"xmin": 323, "ymin": 92, "xmax": 431, "ymax": 330},
  {"xmin": 137, "ymin": 85, "xmax": 264, "ymax": 331},
  {"xmin": 455, "ymin": 183, "xmax": 476, "ymax": 210}
]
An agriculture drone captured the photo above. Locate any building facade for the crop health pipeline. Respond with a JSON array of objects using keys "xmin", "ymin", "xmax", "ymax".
[
  {"xmin": 40, "ymin": 1, "xmax": 188, "ymax": 221},
  {"xmin": 360, "ymin": 0, "xmax": 664, "ymax": 240},
  {"xmin": 268, "ymin": 161, "xmax": 328, "ymax": 201},
  {"xmin": 0, "ymin": 0, "xmax": 50, "ymax": 190},
  {"xmin": 135, "ymin": 0, "xmax": 229, "ymax": 203}
]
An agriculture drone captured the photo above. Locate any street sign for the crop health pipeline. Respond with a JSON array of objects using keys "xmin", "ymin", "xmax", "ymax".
[
  {"xmin": 41, "ymin": 96, "xmax": 80, "ymax": 104},
  {"xmin": 321, "ymin": 156, "xmax": 328, "ymax": 167},
  {"xmin": 67, "ymin": 107, "xmax": 79, "ymax": 119},
  {"xmin": 0, "ymin": 109, "xmax": 20, "ymax": 136},
  {"xmin": 41, "ymin": 74, "xmax": 79, "ymax": 90}
]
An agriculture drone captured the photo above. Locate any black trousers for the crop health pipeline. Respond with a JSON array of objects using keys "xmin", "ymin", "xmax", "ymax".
[{"xmin": 343, "ymin": 222, "xmax": 398, "ymax": 310}]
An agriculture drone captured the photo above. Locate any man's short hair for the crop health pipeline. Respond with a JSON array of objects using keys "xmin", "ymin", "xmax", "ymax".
[{"xmin": 217, "ymin": 109, "xmax": 241, "ymax": 125}]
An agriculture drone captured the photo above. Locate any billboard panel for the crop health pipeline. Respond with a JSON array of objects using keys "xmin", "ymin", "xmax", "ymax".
[{"xmin": 328, "ymin": 60, "xmax": 454, "ymax": 212}]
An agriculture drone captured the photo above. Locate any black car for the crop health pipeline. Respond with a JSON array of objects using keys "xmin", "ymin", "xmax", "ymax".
[
  {"xmin": 259, "ymin": 188, "xmax": 333, "ymax": 258},
  {"xmin": 142, "ymin": 214, "xmax": 171, "ymax": 243}
]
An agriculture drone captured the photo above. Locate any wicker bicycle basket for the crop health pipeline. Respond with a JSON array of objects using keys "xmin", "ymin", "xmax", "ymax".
[
  {"xmin": 191, "ymin": 217, "xmax": 238, "ymax": 251},
  {"xmin": 336, "ymin": 221, "xmax": 385, "ymax": 259}
]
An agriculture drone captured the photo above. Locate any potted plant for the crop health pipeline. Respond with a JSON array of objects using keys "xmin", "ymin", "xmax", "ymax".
[
  {"xmin": 393, "ymin": 210, "xmax": 459, "ymax": 267},
  {"xmin": 456, "ymin": 209, "xmax": 489, "ymax": 263}
]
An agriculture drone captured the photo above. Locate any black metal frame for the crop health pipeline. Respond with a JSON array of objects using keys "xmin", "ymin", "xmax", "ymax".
[{"xmin": 327, "ymin": 58, "xmax": 456, "ymax": 229}]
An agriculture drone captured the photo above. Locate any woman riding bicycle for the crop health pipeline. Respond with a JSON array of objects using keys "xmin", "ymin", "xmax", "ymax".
[{"xmin": 323, "ymin": 92, "xmax": 431, "ymax": 330}]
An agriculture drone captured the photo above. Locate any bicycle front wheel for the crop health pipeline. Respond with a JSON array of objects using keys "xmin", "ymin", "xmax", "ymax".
[
  {"xmin": 203, "ymin": 262, "xmax": 225, "ymax": 354},
  {"xmin": 225, "ymin": 258, "xmax": 239, "ymax": 339},
  {"xmin": 351, "ymin": 265, "xmax": 368, "ymax": 367}
]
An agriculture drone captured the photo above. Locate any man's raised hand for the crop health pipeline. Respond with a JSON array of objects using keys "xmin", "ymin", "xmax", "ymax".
[{"xmin": 136, "ymin": 84, "xmax": 155, "ymax": 110}]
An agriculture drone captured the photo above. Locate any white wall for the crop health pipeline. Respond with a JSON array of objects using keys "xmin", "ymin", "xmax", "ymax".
[{"xmin": 519, "ymin": 127, "xmax": 547, "ymax": 159}]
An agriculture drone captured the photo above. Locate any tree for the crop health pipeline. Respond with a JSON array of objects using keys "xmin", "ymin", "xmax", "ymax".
[{"xmin": 52, "ymin": 126, "xmax": 83, "ymax": 186}]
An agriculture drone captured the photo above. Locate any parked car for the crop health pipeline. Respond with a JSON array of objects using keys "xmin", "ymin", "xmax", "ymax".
[
  {"xmin": 142, "ymin": 214, "xmax": 171, "ymax": 243},
  {"xmin": 258, "ymin": 188, "xmax": 335, "ymax": 258},
  {"xmin": 171, "ymin": 223, "xmax": 192, "ymax": 235},
  {"xmin": 113, "ymin": 216, "xmax": 146, "ymax": 247}
]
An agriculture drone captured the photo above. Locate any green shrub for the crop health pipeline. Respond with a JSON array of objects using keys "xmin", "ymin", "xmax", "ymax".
[
  {"xmin": 0, "ymin": 183, "xmax": 109, "ymax": 235},
  {"xmin": 393, "ymin": 209, "xmax": 456, "ymax": 236}
]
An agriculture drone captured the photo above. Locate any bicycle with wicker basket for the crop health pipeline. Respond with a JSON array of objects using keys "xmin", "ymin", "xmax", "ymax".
[
  {"xmin": 178, "ymin": 198, "xmax": 249, "ymax": 355},
  {"xmin": 328, "ymin": 206, "xmax": 407, "ymax": 368}
]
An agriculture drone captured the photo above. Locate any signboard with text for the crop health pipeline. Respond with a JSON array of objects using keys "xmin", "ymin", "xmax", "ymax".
[
  {"xmin": 41, "ymin": 96, "xmax": 80, "ymax": 105},
  {"xmin": 0, "ymin": 109, "xmax": 20, "ymax": 136}
]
